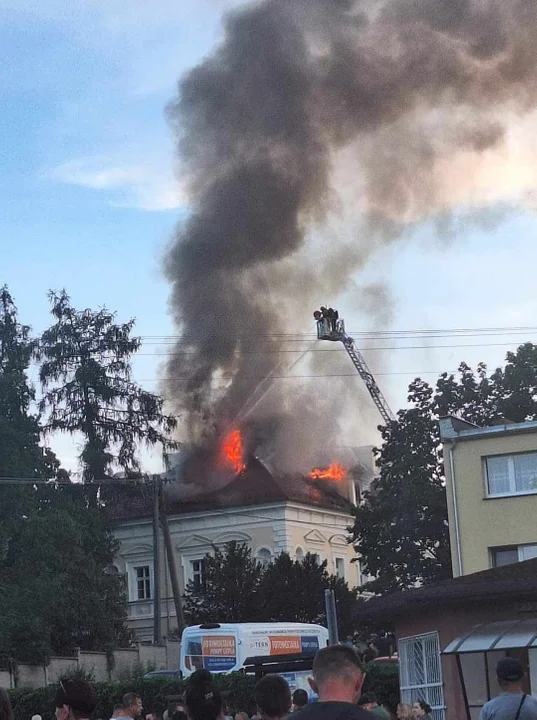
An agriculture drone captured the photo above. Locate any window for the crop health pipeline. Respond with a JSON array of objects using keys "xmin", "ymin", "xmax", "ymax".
[
  {"xmin": 257, "ymin": 548, "xmax": 272, "ymax": 567},
  {"xmin": 335, "ymin": 557, "xmax": 345, "ymax": 580},
  {"xmin": 486, "ymin": 452, "xmax": 537, "ymax": 496},
  {"xmin": 295, "ymin": 547, "xmax": 304, "ymax": 562},
  {"xmin": 312, "ymin": 553, "xmax": 322, "ymax": 565},
  {"xmin": 399, "ymin": 632, "xmax": 445, "ymax": 720},
  {"xmin": 191, "ymin": 559, "xmax": 205, "ymax": 592},
  {"xmin": 491, "ymin": 543, "xmax": 537, "ymax": 567},
  {"xmin": 135, "ymin": 565, "xmax": 152, "ymax": 600}
]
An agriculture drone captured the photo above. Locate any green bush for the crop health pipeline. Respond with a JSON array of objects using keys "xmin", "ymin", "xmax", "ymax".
[{"xmin": 9, "ymin": 664, "xmax": 399, "ymax": 720}]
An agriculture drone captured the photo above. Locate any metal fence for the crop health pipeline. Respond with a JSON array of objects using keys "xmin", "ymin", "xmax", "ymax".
[{"xmin": 399, "ymin": 631, "xmax": 446, "ymax": 720}]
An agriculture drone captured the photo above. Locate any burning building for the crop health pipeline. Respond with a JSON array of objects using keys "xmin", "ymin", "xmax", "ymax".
[{"xmin": 108, "ymin": 437, "xmax": 376, "ymax": 641}]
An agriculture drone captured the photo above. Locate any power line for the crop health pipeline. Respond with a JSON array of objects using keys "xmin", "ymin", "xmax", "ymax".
[{"xmin": 130, "ymin": 339, "xmax": 537, "ymax": 355}]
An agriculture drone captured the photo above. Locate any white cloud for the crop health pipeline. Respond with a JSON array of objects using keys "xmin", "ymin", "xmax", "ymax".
[{"xmin": 49, "ymin": 158, "xmax": 186, "ymax": 212}]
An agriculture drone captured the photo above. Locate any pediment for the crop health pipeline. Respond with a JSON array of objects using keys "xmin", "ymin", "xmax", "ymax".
[
  {"xmin": 177, "ymin": 534, "xmax": 213, "ymax": 550},
  {"xmin": 304, "ymin": 529, "xmax": 327, "ymax": 544},
  {"xmin": 121, "ymin": 544, "xmax": 153, "ymax": 557},
  {"xmin": 212, "ymin": 531, "xmax": 252, "ymax": 545},
  {"xmin": 329, "ymin": 534, "xmax": 349, "ymax": 547}
]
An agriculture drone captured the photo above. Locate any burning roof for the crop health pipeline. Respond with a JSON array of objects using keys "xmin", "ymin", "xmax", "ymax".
[{"xmin": 106, "ymin": 456, "xmax": 353, "ymax": 523}]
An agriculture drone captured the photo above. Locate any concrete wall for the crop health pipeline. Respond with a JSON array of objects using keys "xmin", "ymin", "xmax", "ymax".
[
  {"xmin": 0, "ymin": 641, "xmax": 181, "ymax": 690},
  {"xmin": 444, "ymin": 427, "xmax": 537, "ymax": 576}
]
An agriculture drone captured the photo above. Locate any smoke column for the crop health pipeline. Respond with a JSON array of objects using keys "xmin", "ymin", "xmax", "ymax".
[{"xmin": 165, "ymin": 0, "xmax": 537, "ymax": 462}]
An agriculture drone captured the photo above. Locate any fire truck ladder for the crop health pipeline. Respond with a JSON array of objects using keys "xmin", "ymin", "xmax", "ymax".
[{"xmin": 316, "ymin": 313, "xmax": 396, "ymax": 425}]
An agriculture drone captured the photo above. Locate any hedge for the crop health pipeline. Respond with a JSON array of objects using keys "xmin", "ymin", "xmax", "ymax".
[{"xmin": 9, "ymin": 664, "xmax": 399, "ymax": 720}]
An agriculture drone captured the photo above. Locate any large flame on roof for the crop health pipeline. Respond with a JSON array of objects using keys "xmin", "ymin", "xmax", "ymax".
[
  {"xmin": 219, "ymin": 429, "xmax": 246, "ymax": 474},
  {"xmin": 309, "ymin": 462, "xmax": 347, "ymax": 482}
]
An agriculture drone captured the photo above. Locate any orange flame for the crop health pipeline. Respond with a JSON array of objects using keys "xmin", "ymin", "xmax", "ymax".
[
  {"xmin": 309, "ymin": 462, "xmax": 347, "ymax": 481},
  {"xmin": 220, "ymin": 429, "xmax": 246, "ymax": 474}
]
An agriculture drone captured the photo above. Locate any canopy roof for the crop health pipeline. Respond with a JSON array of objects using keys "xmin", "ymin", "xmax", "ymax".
[{"xmin": 443, "ymin": 618, "xmax": 537, "ymax": 655}]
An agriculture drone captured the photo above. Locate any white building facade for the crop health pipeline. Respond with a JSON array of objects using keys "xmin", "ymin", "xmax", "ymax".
[{"xmin": 109, "ymin": 458, "xmax": 370, "ymax": 641}]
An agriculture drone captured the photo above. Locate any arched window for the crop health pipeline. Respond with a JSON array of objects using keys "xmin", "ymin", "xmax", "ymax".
[
  {"xmin": 257, "ymin": 548, "xmax": 272, "ymax": 566},
  {"xmin": 295, "ymin": 547, "xmax": 304, "ymax": 562}
]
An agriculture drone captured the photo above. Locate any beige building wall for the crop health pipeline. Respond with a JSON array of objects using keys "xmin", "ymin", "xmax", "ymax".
[
  {"xmin": 443, "ymin": 422, "xmax": 537, "ymax": 577},
  {"xmin": 113, "ymin": 500, "xmax": 359, "ymax": 641}
]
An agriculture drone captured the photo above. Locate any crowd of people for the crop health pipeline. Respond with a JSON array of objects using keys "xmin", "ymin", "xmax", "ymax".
[{"xmin": 1, "ymin": 647, "xmax": 536, "ymax": 720}]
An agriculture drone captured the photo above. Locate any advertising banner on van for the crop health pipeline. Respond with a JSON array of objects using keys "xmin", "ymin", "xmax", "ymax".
[
  {"xmin": 248, "ymin": 634, "xmax": 320, "ymax": 656},
  {"xmin": 184, "ymin": 635, "xmax": 237, "ymax": 672}
]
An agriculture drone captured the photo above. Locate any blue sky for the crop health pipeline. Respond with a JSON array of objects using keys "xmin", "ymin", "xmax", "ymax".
[{"xmin": 3, "ymin": 0, "xmax": 537, "ymax": 473}]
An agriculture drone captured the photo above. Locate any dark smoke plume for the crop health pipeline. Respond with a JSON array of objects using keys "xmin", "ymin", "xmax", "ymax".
[{"xmin": 165, "ymin": 0, "xmax": 537, "ymax": 463}]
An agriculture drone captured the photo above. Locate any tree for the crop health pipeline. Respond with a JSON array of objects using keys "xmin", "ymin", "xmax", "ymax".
[
  {"xmin": 0, "ymin": 484, "xmax": 131, "ymax": 664},
  {"xmin": 38, "ymin": 290, "xmax": 177, "ymax": 481},
  {"xmin": 257, "ymin": 552, "xmax": 359, "ymax": 638},
  {"xmin": 0, "ymin": 286, "xmax": 59, "ymax": 562},
  {"xmin": 183, "ymin": 542, "xmax": 261, "ymax": 623},
  {"xmin": 351, "ymin": 345, "xmax": 537, "ymax": 595},
  {"xmin": 183, "ymin": 543, "xmax": 358, "ymax": 637}
]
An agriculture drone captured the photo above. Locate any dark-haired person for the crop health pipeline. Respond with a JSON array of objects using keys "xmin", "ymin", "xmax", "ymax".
[
  {"xmin": 0, "ymin": 688, "xmax": 14, "ymax": 720},
  {"xmin": 123, "ymin": 695, "xmax": 143, "ymax": 720},
  {"xmin": 291, "ymin": 690, "xmax": 308, "ymax": 713},
  {"xmin": 255, "ymin": 675, "xmax": 291, "ymax": 720},
  {"xmin": 55, "ymin": 680, "xmax": 97, "ymax": 720},
  {"xmin": 411, "ymin": 700, "xmax": 431, "ymax": 720},
  {"xmin": 358, "ymin": 693, "xmax": 389, "ymax": 720},
  {"xmin": 298, "ymin": 645, "xmax": 371, "ymax": 720},
  {"xmin": 479, "ymin": 658, "xmax": 537, "ymax": 720},
  {"xmin": 185, "ymin": 669, "xmax": 223, "ymax": 720}
]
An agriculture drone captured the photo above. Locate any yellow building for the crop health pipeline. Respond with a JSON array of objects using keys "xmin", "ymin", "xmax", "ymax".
[{"xmin": 440, "ymin": 416, "xmax": 537, "ymax": 577}]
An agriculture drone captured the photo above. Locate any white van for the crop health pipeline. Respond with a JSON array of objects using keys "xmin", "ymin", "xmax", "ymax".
[{"xmin": 180, "ymin": 622, "xmax": 328, "ymax": 677}]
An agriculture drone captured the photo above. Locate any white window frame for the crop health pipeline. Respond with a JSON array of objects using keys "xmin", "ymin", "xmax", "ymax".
[
  {"xmin": 399, "ymin": 631, "xmax": 445, "ymax": 720},
  {"xmin": 490, "ymin": 543, "xmax": 537, "ymax": 567},
  {"xmin": 485, "ymin": 451, "xmax": 537, "ymax": 498},
  {"xmin": 126, "ymin": 561, "xmax": 154, "ymax": 602},
  {"xmin": 190, "ymin": 558, "xmax": 205, "ymax": 592},
  {"xmin": 334, "ymin": 556, "xmax": 346, "ymax": 581}
]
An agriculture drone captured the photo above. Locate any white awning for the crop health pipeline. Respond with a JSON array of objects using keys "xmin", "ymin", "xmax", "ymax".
[{"xmin": 443, "ymin": 618, "xmax": 537, "ymax": 655}]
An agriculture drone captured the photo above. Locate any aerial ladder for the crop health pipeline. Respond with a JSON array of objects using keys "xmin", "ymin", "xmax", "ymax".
[{"xmin": 314, "ymin": 309, "xmax": 395, "ymax": 425}]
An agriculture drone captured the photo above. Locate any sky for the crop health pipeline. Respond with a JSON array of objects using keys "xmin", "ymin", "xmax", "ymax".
[{"xmin": 2, "ymin": 0, "xmax": 537, "ymax": 474}]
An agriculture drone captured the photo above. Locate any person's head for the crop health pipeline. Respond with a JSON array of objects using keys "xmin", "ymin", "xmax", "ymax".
[
  {"xmin": 357, "ymin": 693, "xmax": 377, "ymax": 711},
  {"xmin": 255, "ymin": 675, "xmax": 291, "ymax": 720},
  {"xmin": 396, "ymin": 703, "xmax": 413, "ymax": 720},
  {"xmin": 170, "ymin": 712, "xmax": 187, "ymax": 720},
  {"xmin": 309, "ymin": 645, "xmax": 365, "ymax": 704},
  {"xmin": 185, "ymin": 670, "xmax": 222, "ymax": 720},
  {"xmin": 122, "ymin": 695, "xmax": 143, "ymax": 719},
  {"xmin": 291, "ymin": 689, "xmax": 308, "ymax": 712},
  {"xmin": 147, "ymin": 713, "xmax": 163, "ymax": 720},
  {"xmin": 497, "ymin": 658, "xmax": 525, "ymax": 691},
  {"xmin": 412, "ymin": 701, "xmax": 432, "ymax": 718},
  {"xmin": 31, "ymin": 715, "xmax": 43, "ymax": 720},
  {"xmin": 0, "ymin": 689, "xmax": 13, "ymax": 720},
  {"xmin": 54, "ymin": 680, "xmax": 97, "ymax": 720},
  {"xmin": 234, "ymin": 713, "xmax": 249, "ymax": 720}
]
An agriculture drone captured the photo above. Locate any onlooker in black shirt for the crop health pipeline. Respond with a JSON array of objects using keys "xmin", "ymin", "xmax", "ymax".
[{"xmin": 299, "ymin": 645, "xmax": 372, "ymax": 720}]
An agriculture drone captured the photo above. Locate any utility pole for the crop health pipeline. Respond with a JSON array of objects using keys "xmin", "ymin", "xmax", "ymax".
[
  {"xmin": 324, "ymin": 589, "xmax": 340, "ymax": 645},
  {"xmin": 160, "ymin": 496, "xmax": 186, "ymax": 636},
  {"xmin": 153, "ymin": 476, "xmax": 161, "ymax": 644}
]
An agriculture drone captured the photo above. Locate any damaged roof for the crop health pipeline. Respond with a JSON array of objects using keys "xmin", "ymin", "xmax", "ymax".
[{"xmin": 106, "ymin": 456, "xmax": 353, "ymax": 523}]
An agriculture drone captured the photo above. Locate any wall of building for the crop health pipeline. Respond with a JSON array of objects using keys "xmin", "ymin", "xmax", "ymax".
[
  {"xmin": 0, "ymin": 642, "xmax": 181, "ymax": 690},
  {"xmin": 112, "ymin": 501, "xmax": 357, "ymax": 641},
  {"xmin": 394, "ymin": 599, "xmax": 537, "ymax": 720},
  {"xmin": 444, "ymin": 429, "xmax": 537, "ymax": 576}
]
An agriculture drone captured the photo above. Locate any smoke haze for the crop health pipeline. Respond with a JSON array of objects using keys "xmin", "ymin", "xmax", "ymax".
[{"xmin": 164, "ymin": 0, "xmax": 537, "ymax": 468}]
